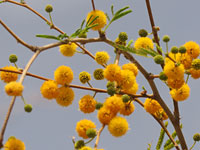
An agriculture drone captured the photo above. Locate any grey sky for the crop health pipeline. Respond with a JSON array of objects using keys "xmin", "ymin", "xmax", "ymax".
[{"xmin": 1, "ymin": 0, "xmax": 200, "ymax": 150}]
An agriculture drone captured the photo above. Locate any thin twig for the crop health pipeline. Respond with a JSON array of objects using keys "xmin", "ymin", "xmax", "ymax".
[
  {"xmin": 94, "ymin": 124, "xmax": 105, "ymax": 149},
  {"xmin": 91, "ymin": 0, "xmax": 96, "ymax": 11}
]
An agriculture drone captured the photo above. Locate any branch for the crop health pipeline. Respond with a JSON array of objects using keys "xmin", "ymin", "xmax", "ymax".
[{"xmin": 94, "ymin": 124, "xmax": 105, "ymax": 149}]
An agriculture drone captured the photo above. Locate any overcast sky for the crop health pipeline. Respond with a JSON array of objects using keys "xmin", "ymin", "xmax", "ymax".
[{"xmin": 1, "ymin": 0, "xmax": 200, "ymax": 150}]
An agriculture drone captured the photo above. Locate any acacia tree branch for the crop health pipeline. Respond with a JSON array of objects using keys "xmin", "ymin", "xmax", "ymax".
[
  {"xmin": 0, "ymin": 19, "xmax": 35, "ymax": 51},
  {"xmin": 94, "ymin": 124, "xmax": 105, "ymax": 149}
]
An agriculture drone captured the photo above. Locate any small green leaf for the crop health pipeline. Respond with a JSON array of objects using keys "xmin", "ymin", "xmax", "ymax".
[
  {"xmin": 112, "ymin": 10, "xmax": 132, "ymax": 22},
  {"xmin": 36, "ymin": 34, "xmax": 60, "ymax": 41},
  {"xmin": 70, "ymin": 29, "xmax": 81, "ymax": 38},
  {"xmin": 127, "ymin": 40, "xmax": 134, "ymax": 47},
  {"xmin": 139, "ymin": 48, "xmax": 159, "ymax": 57},
  {"xmin": 86, "ymin": 15, "xmax": 93, "ymax": 26},
  {"xmin": 80, "ymin": 19, "xmax": 85, "ymax": 29},
  {"xmin": 115, "ymin": 6, "xmax": 130, "ymax": 16},
  {"xmin": 111, "ymin": 4, "xmax": 114, "ymax": 16},
  {"xmin": 87, "ymin": 16, "xmax": 99, "ymax": 26},
  {"xmin": 87, "ymin": 23, "xmax": 98, "ymax": 30},
  {"xmin": 156, "ymin": 122, "xmax": 168, "ymax": 150},
  {"xmin": 105, "ymin": 13, "xmax": 110, "ymax": 22}
]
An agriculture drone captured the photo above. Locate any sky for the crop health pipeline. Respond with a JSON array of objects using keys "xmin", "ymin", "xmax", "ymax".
[{"xmin": 1, "ymin": 0, "xmax": 200, "ymax": 150}]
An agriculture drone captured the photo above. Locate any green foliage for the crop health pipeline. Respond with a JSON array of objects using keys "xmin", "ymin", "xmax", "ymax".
[{"xmin": 156, "ymin": 121, "xmax": 168, "ymax": 150}]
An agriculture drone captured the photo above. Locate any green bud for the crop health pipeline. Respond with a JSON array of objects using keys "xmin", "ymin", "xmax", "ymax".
[
  {"xmin": 74, "ymin": 140, "xmax": 85, "ymax": 149},
  {"xmin": 78, "ymin": 32, "xmax": 87, "ymax": 38},
  {"xmin": 138, "ymin": 29, "xmax": 148, "ymax": 37},
  {"xmin": 9, "ymin": 54, "xmax": 18, "ymax": 63},
  {"xmin": 122, "ymin": 94, "xmax": 130, "ymax": 103},
  {"xmin": 118, "ymin": 32, "xmax": 128, "ymax": 42},
  {"xmin": 193, "ymin": 133, "xmax": 200, "ymax": 142},
  {"xmin": 179, "ymin": 46, "xmax": 186, "ymax": 54},
  {"xmin": 162, "ymin": 35, "xmax": 170, "ymax": 43},
  {"xmin": 106, "ymin": 81, "xmax": 115, "ymax": 88},
  {"xmin": 93, "ymin": 69, "xmax": 104, "ymax": 80},
  {"xmin": 24, "ymin": 104, "xmax": 32, "ymax": 113},
  {"xmin": 159, "ymin": 72, "xmax": 168, "ymax": 81},
  {"xmin": 107, "ymin": 86, "xmax": 116, "ymax": 96},
  {"xmin": 8, "ymin": 136, "xmax": 16, "ymax": 140},
  {"xmin": 95, "ymin": 102, "xmax": 103, "ymax": 110},
  {"xmin": 170, "ymin": 46, "xmax": 178, "ymax": 54},
  {"xmin": 154, "ymin": 55, "xmax": 164, "ymax": 64},
  {"xmin": 192, "ymin": 59, "xmax": 200, "ymax": 70},
  {"xmin": 86, "ymin": 128, "xmax": 97, "ymax": 138},
  {"xmin": 45, "ymin": 4, "xmax": 53, "ymax": 13}
]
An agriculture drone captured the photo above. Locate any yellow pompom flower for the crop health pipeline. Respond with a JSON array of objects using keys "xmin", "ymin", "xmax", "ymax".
[
  {"xmin": 95, "ymin": 51, "xmax": 110, "ymax": 65},
  {"xmin": 117, "ymin": 70, "xmax": 136, "ymax": 89},
  {"xmin": 122, "ymin": 63, "xmax": 138, "ymax": 76},
  {"xmin": 122, "ymin": 82, "xmax": 139, "ymax": 95},
  {"xmin": 56, "ymin": 86, "xmax": 74, "ymax": 107},
  {"xmin": 59, "ymin": 43, "xmax": 77, "ymax": 57},
  {"xmin": 76, "ymin": 119, "xmax": 96, "ymax": 139},
  {"xmin": 108, "ymin": 116, "xmax": 129, "ymax": 137},
  {"xmin": 54, "ymin": 65, "xmax": 73, "ymax": 85},
  {"xmin": 177, "ymin": 53, "xmax": 192, "ymax": 69},
  {"xmin": 144, "ymin": 98, "xmax": 162, "ymax": 114},
  {"xmin": 184, "ymin": 41, "xmax": 200, "ymax": 59},
  {"xmin": 104, "ymin": 95, "xmax": 123, "ymax": 114},
  {"xmin": 164, "ymin": 61, "xmax": 184, "ymax": 79},
  {"xmin": 80, "ymin": 146, "xmax": 93, "ymax": 150},
  {"xmin": 86, "ymin": 10, "xmax": 107, "ymax": 31},
  {"xmin": 79, "ymin": 71, "xmax": 91, "ymax": 84},
  {"xmin": 5, "ymin": 81, "xmax": 24, "ymax": 96},
  {"xmin": 189, "ymin": 68, "xmax": 200, "ymax": 79},
  {"xmin": 120, "ymin": 102, "xmax": 135, "ymax": 116},
  {"xmin": 40, "ymin": 80, "xmax": 58, "ymax": 100},
  {"xmin": 167, "ymin": 78, "xmax": 185, "ymax": 89},
  {"xmin": 134, "ymin": 37, "xmax": 154, "ymax": 50},
  {"xmin": 0, "ymin": 66, "xmax": 18, "ymax": 83},
  {"xmin": 170, "ymin": 84, "xmax": 190, "ymax": 101},
  {"xmin": 97, "ymin": 106, "xmax": 116, "ymax": 125},
  {"xmin": 79, "ymin": 95, "xmax": 96, "ymax": 113},
  {"xmin": 4, "ymin": 137, "xmax": 25, "ymax": 150},
  {"xmin": 104, "ymin": 64, "xmax": 122, "ymax": 82}
]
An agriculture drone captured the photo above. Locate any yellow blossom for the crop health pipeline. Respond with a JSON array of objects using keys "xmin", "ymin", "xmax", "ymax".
[
  {"xmin": 108, "ymin": 116, "xmax": 129, "ymax": 137},
  {"xmin": 86, "ymin": 10, "xmax": 107, "ymax": 31},
  {"xmin": 134, "ymin": 37, "xmax": 154, "ymax": 50},
  {"xmin": 4, "ymin": 137, "xmax": 25, "ymax": 150},
  {"xmin": 164, "ymin": 61, "xmax": 184, "ymax": 79},
  {"xmin": 59, "ymin": 43, "xmax": 77, "ymax": 57},
  {"xmin": 0, "ymin": 66, "xmax": 18, "ymax": 83},
  {"xmin": 54, "ymin": 65, "xmax": 73, "ymax": 85},
  {"xmin": 122, "ymin": 63, "xmax": 138, "ymax": 76},
  {"xmin": 56, "ymin": 86, "xmax": 74, "ymax": 107},
  {"xmin": 167, "ymin": 78, "xmax": 185, "ymax": 89},
  {"xmin": 190, "ymin": 68, "xmax": 200, "ymax": 79},
  {"xmin": 79, "ymin": 71, "xmax": 91, "ymax": 84},
  {"xmin": 76, "ymin": 119, "xmax": 96, "ymax": 139},
  {"xmin": 5, "ymin": 82, "xmax": 24, "ymax": 96},
  {"xmin": 95, "ymin": 51, "xmax": 110, "ymax": 65},
  {"xmin": 79, "ymin": 95, "xmax": 96, "ymax": 113},
  {"xmin": 97, "ymin": 106, "xmax": 116, "ymax": 125},
  {"xmin": 104, "ymin": 64, "xmax": 122, "ymax": 82},
  {"xmin": 104, "ymin": 95, "xmax": 123, "ymax": 114},
  {"xmin": 40, "ymin": 80, "xmax": 58, "ymax": 99},
  {"xmin": 120, "ymin": 102, "xmax": 135, "ymax": 116},
  {"xmin": 184, "ymin": 41, "xmax": 200, "ymax": 59},
  {"xmin": 144, "ymin": 98, "xmax": 162, "ymax": 114},
  {"xmin": 170, "ymin": 84, "xmax": 190, "ymax": 101}
]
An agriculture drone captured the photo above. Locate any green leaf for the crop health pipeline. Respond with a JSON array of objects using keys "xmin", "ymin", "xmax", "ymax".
[
  {"xmin": 87, "ymin": 16, "xmax": 99, "ymax": 26},
  {"xmin": 139, "ymin": 48, "xmax": 159, "ymax": 57},
  {"xmin": 58, "ymin": 33, "xmax": 69, "ymax": 39},
  {"xmin": 70, "ymin": 29, "xmax": 81, "ymax": 38},
  {"xmin": 87, "ymin": 23, "xmax": 98, "ymax": 30},
  {"xmin": 127, "ymin": 40, "xmax": 134, "ymax": 47},
  {"xmin": 156, "ymin": 122, "xmax": 168, "ymax": 150},
  {"xmin": 36, "ymin": 34, "xmax": 60, "ymax": 41},
  {"xmin": 112, "ymin": 10, "xmax": 132, "ymax": 22},
  {"xmin": 86, "ymin": 15, "xmax": 93, "ymax": 26},
  {"xmin": 115, "ymin": 6, "xmax": 130, "ymax": 16},
  {"xmin": 111, "ymin": 4, "xmax": 114, "ymax": 16},
  {"xmin": 80, "ymin": 19, "xmax": 85, "ymax": 29},
  {"xmin": 105, "ymin": 13, "xmax": 110, "ymax": 22}
]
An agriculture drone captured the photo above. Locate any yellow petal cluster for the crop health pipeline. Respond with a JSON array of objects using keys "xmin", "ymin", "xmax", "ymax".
[
  {"xmin": 108, "ymin": 116, "xmax": 129, "ymax": 137},
  {"xmin": 59, "ymin": 43, "xmax": 77, "ymax": 57},
  {"xmin": 54, "ymin": 65, "xmax": 73, "ymax": 85},
  {"xmin": 4, "ymin": 137, "xmax": 25, "ymax": 150},
  {"xmin": 104, "ymin": 64, "xmax": 121, "ymax": 82},
  {"xmin": 56, "ymin": 86, "xmax": 74, "ymax": 107},
  {"xmin": 40, "ymin": 80, "xmax": 58, "ymax": 100},
  {"xmin": 120, "ymin": 102, "xmax": 135, "ymax": 116},
  {"xmin": 0, "ymin": 66, "xmax": 18, "ymax": 83},
  {"xmin": 5, "ymin": 81, "xmax": 24, "ymax": 96},
  {"xmin": 76, "ymin": 119, "xmax": 96, "ymax": 139},
  {"xmin": 86, "ymin": 10, "xmax": 107, "ymax": 31},
  {"xmin": 144, "ymin": 98, "xmax": 162, "ymax": 114},
  {"xmin": 122, "ymin": 63, "xmax": 138, "ymax": 76},
  {"xmin": 95, "ymin": 51, "xmax": 110, "ymax": 65},
  {"xmin": 184, "ymin": 41, "xmax": 200, "ymax": 59},
  {"xmin": 170, "ymin": 84, "xmax": 190, "ymax": 101},
  {"xmin": 97, "ymin": 106, "xmax": 116, "ymax": 125},
  {"xmin": 134, "ymin": 37, "xmax": 154, "ymax": 50},
  {"xmin": 79, "ymin": 95, "xmax": 96, "ymax": 113}
]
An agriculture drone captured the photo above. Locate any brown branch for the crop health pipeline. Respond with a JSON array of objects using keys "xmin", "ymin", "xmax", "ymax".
[
  {"xmin": 91, "ymin": 0, "xmax": 96, "ymax": 11},
  {"xmin": 0, "ymin": 19, "xmax": 35, "ymax": 51},
  {"xmin": 94, "ymin": 124, "xmax": 105, "ymax": 149}
]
